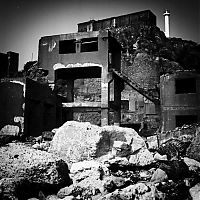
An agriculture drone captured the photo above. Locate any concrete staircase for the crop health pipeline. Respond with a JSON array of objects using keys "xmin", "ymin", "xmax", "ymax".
[{"xmin": 111, "ymin": 69, "xmax": 160, "ymax": 105}]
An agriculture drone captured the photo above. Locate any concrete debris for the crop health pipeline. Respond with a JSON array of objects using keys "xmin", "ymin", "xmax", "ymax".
[
  {"xmin": 186, "ymin": 130, "xmax": 200, "ymax": 162},
  {"xmin": 153, "ymin": 152, "xmax": 168, "ymax": 161},
  {"xmin": 150, "ymin": 168, "xmax": 168, "ymax": 183},
  {"xmin": 189, "ymin": 183, "xmax": 200, "ymax": 200},
  {"xmin": 0, "ymin": 142, "xmax": 71, "ymax": 199},
  {"xmin": 183, "ymin": 157, "xmax": 200, "ymax": 171},
  {"xmin": 49, "ymin": 121, "xmax": 146, "ymax": 165},
  {"xmin": 1, "ymin": 122, "xmax": 200, "ymax": 199},
  {"xmin": 129, "ymin": 148, "xmax": 154, "ymax": 166},
  {"xmin": 0, "ymin": 125, "xmax": 20, "ymax": 136}
]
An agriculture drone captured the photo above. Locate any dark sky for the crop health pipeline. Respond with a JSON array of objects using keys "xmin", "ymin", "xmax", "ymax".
[{"xmin": 0, "ymin": 0, "xmax": 199, "ymax": 70}]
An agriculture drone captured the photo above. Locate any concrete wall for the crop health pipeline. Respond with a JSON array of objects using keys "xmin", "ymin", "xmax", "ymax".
[
  {"xmin": 24, "ymin": 78, "xmax": 61, "ymax": 137},
  {"xmin": 0, "ymin": 51, "xmax": 19, "ymax": 78},
  {"xmin": 0, "ymin": 53, "xmax": 8, "ymax": 78},
  {"xmin": 160, "ymin": 71, "xmax": 200, "ymax": 131},
  {"xmin": 0, "ymin": 79, "xmax": 25, "ymax": 136},
  {"xmin": 38, "ymin": 31, "xmax": 112, "ymax": 82},
  {"xmin": 78, "ymin": 10, "xmax": 156, "ymax": 32}
]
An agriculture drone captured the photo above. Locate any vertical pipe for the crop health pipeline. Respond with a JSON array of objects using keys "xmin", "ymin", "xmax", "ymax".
[{"xmin": 163, "ymin": 10, "xmax": 170, "ymax": 38}]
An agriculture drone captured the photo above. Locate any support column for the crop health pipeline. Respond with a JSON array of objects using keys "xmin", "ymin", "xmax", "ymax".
[
  {"xmin": 66, "ymin": 79, "xmax": 74, "ymax": 121},
  {"xmin": 113, "ymin": 75, "xmax": 124, "ymax": 126},
  {"xmin": 101, "ymin": 68, "xmax": 110, "ymax": 126}
]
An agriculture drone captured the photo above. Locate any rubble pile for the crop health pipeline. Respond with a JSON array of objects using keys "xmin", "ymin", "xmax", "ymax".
[
  {"xmin": 159, "ymin": 123, "xmax": 199, "ymax": 143},
  {"xmin": 0, "ymin": 142, "xmax": 72, "ymax": 200},
  {"xmin": 1, "ymin": 121, "xmax": 200, "ymax": 199}
]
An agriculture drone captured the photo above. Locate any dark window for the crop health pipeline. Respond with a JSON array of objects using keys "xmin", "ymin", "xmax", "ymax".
[
  {"xmin": 175, "ymin": 78, "xmax": 196, "ymax": 94},
  {"xmin": 81, "ymin": 37, "xmax": 98, "ymax": 52},
  {"xmin": 121, "ymin": 100, "xmax": 129, "ymax": 110},
  {"xmin": 59, "ymin": 39, "xmax": 76, "ymax": 54},
  {"xmin": 176, "ymin": 115, "xmax": 198, "ymax": 127}
]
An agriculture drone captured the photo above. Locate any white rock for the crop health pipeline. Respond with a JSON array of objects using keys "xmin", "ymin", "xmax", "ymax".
[
  {"xmin": 70, "ymin": 160, "xmax": 101, "ymax": 174},
  {"xmin": 49, "ymin": 121, "xmax": 146, "ymax": 163},
  {"xmin": 146, "ymin": 135, "xmax": 158, "ymax": 149},
  {"xmin": 129, "ymin": 148, "xmax": 154, "ymax": 166},
  {"xmin": 154, "ymin": 152, "xmax": 168, "ymax": 161},
  {"xmin": 184, "ymin": 157, "xmax": 200, "ymax": 171},
  {"xmin": 150, "ymin": 168, "xmax": 168, "ymax": 183},
  {"xmin": 0, "ymin": 125, "xmax": 20, "ymax": 136},
  {"xmin": 189, "ymin": 183, "xmax": 200, "ymax": 200}
]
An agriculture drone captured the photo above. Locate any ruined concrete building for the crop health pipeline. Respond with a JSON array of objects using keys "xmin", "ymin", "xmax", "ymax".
[
  {"xmin": 1, "ymin": 10, "xmax": 200, "ymax": 137},
  {"xmin": 37, "ymin": 9, "xmax": 200, "ymax": 135}
]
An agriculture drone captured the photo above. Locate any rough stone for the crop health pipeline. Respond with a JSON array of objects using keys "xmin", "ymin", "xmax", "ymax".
[
  {"xmin": 158, "ymin": 138, "xmax": 190, "ymax": 160},
  {"xmin": 0, "ymin": 178, "xmax": 22, "ymax": 200},
  {"xmin": 189, "ymin": 183, "xmax": 200, "ymax": 200},
  {"xmin": 187, "ymin": 131, "xmax": 200, "ymax": 162},
  {"xmin": 100, "ymin": 182, "xmax": 158, "ymax": 200},
  {"xmin": 49, "ymin": 121, "xmax": 146, "ymax": 164},
  {"xmin": 0, "ymin": 125, "xmax": 20, "ymax": 136},
  {"xmin": 57, "ymin": 185, "xmax": 74, "ymax": 198},
  {"xmin": 154, "ymin": 152, "xmax": 168, "ymax": 161},
  {"xmin": 70, "ymin": 160, "xmax": 101, "ymax": 174},
  {"xmin": 103, "ymin": 157, "xmax": 131, "ymax": 169},
  {"xmin": 183, "ymin": 157, "xmax": 200, "ymax": 172},
  {"xmin": 112, "ymin": 141, "xmax": 132, "ymax": 157},
  {"xmin": 146, "ymin": 135, "xmax": 158, "ymax": 150},
  {"xmin": 129, "ymin": 148, "xmax": 154, "ymax": 166},
  {"xmin": 0, "ymin": 142, "xmax": 71, "ymax": 199},
  {"xmin": 150, "ymin": 168, "xmax": 168, "ymax": 183},
  {"xmin": 58, "ymin": 160, "xmax": 110, "ymax": 199}
]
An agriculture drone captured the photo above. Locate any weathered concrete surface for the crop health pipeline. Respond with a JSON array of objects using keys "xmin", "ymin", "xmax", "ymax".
[
  {"xmin": 186, "ymin": 131, "xmax": 200, "ymax": 162},
  {"xmin": 49, "ymin": 121, "xmax": 147, "ymax": 164},
  {"xmin": 0, "ymin": 142, "xmax": 71, "ymax": 199},
  {"xmin": 129, "ymin": 148, "xmax": 154, "ymax": 166}
]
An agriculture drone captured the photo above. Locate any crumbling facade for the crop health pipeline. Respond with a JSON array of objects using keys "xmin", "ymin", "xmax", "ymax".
[
  {"xmin": 160, "ymin": 71, "xmax": 200, "ymax": 131},
  {"xmin": 38, "ymin": 10, "xmax": 161, "ymax": 133},
  {"xmin": 1, "ymin": 10, "xmax": 200, "ymax": 138},
  {"xmin": 38, "ymin": 30, "xmax": 123, "ymax": 126}
]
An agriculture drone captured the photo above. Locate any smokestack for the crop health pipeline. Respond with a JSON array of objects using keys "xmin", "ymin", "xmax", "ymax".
[{"xmin": 163, "ymin": 9, "xmax": 170, "ymax": 38}]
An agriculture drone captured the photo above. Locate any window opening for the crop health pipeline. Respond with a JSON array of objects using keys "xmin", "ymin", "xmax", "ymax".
[
  {"xmin": 81, "ymin": 37, "xmax": 98, "ymax": 52},
  {"xmin": 59, "ymin": 39, "xmax": 76, "ymax": 54},
  {"xmin": 175, "ymin": 78, "xmax": 196, "ymax": 94}
]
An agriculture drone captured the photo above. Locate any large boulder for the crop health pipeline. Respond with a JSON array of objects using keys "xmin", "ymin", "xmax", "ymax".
[
  {"xmin": 49, "ymin": 121, "xmax": 146, "ymax": 164},
  {"xmin": 0, "ymin": 142, "xmax": 71, "ymax": 199}
]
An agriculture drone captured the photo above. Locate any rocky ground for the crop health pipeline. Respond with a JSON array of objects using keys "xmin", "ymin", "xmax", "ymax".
[{"xmin": 1, "ymin": 121, "xmax": 200, "ymax": 200}]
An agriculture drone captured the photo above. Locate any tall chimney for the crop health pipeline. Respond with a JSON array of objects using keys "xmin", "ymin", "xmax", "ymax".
[{"xmin": 163, "ymin": 9, "xmax": 170, "ymax": 38}]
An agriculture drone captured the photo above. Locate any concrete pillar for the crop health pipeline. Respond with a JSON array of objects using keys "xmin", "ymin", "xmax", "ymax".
[
  {"xmin": 101, "ymin": 81, "xmax": 109, "ymax": 126},
  {"xmin": 66, "ymin": 79, "xmax": 74, "ymax": 120},
  {"xmin": 129, "ymin": 93, "xmax": 136, "ymax": 111},
  {"xmin": 163, "ymin": 10, "xmax": 170, "ymax": 38},
  {"xmin": 101, "ymin": 66, "xmax": 110, "ymax": 126},
  {"xmin": 113, "ymin": 75, "xmax": 122, "ymax": 126}
]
